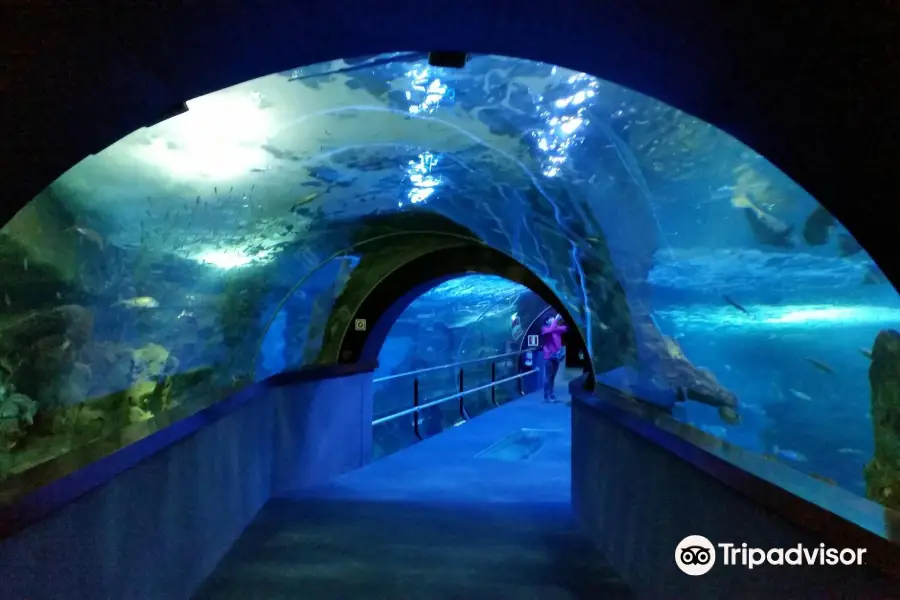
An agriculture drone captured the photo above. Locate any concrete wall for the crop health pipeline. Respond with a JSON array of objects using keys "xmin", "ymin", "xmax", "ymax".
[
  {"xmin": 570, "ymin": 393, "xmax": 897, "ymax": 599},
  {"xmin": 271, "ymin": 372, "xmax": 373, "ymax": 495},
  {"xmin": 0, "ymin": 370, "xmax": 373, "ymax": 600}
]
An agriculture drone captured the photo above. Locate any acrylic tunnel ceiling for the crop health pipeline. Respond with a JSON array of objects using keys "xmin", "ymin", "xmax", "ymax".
[{"xmin": 2, "ymin": 51, "xmax": 899, "ymax": 392}]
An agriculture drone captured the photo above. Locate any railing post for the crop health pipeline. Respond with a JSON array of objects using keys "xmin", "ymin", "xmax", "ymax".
[
  {"xmin": 413, "ymin": 378, "xmax": 422, "ymax": 440},
  {"xmin": 518, "ymin": 361, "xmax": 524, "ymax": 396},
  {"xmin": 458, "ymin": 368, "xmax": 469, "ymax": 420},
  {"xmin": 490, "ymin": 361, "xmax": 497, "ymax": 406}
]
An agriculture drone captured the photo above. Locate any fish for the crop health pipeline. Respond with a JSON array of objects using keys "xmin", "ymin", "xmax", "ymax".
[
  {"xmin": 810, "ymin": 473, "xmax": 837, "ymax": 485},
  {"xmin": 662, "ymin": 336, "xmax": 687, "ymax": 361},
  {"xmin": 805, "ymin": 357, "xmax": 835, "ymax": 374},
  {"xmin": 837, "ymin": 448, "xmax": 864, "ymax": 455},
  {"xmin": 722, "ymin": 295, "xmax": 750, "ymax": 315},
  {"xmin": 290, "ymin": 189, "xmax": 327, "ymax": 213},
  {"xmin": 802, "ymin": 205, "xmax": 837, "ymax": 246},
  {"xmin": 731, "ymin": 193, "xmax": 794, "ymax": 248},
  {"xmin": 67, "ymin": 226, "xmax": 105, "ymax": 250},
  {"xmin": 789, "ymin": 389, "xmax": 812, "ymax": 401},
  {"xmin": 773, "ymin": 446, "xmax": 808, "ymax": 462},
  {"xmin": 859, "ymin": 347, "xmax": 873, "ymax": 360},
  {"xmin": 837, "ymin": 233, "xmax": 863, "ymax": 257},
  {"xmin": 113, "ymin": 296, "xmax": 160, "ymax": 309}
]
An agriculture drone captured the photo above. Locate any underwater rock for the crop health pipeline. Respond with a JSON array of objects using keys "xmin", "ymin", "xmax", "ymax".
[
  {"xmin": 0, "ymin": 392, "xmax": 38, "ymax": 450},
  {"xmin": 0, "ymin": 186, "xmax": 83, "ymax": 286},
  {"xmin": 0, "ymin": 304, "xmax": 93, "ymax": 354},
  {"xmin": 641, "ymin": 326, "xmax": 740, "ymax": 424},
  {"xmin": 732, "ymin": 193, "xmax": 794, "ymax": 249},
  {"xmin": 864, "ymin": 329, "xmax": 900, "ymax": 511},
  {"xmin": 802, "ymin": 206, "xmax": 837, "ymax": 246},
  {"xmin": 81, "ymin": 341, "xmax": 136, "ymax": 399},
  {"xmin": 0, "ymin": 304, "xmax": 94, "ymax": 407}
]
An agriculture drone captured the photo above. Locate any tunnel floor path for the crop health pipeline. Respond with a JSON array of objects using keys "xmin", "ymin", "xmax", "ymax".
[{"xmin": 194, "ymin": 378, "xmax": 634, "ymax": 600}]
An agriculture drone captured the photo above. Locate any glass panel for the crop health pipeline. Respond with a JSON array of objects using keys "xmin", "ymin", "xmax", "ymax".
[
  {"xmin": 255, "ymin": 255, "xmax": 359, "ymax": 380},
  {"xmin": 372, "ymin": 275, "xmax": 531, "ymax": 458},
  {"xmin": 2, "ymin": 51, "xmax": 898, "ymax": 522}
]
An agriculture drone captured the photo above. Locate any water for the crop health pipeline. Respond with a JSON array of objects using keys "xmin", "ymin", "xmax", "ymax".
[
  {"xmin": 0, "ymin": 52, "xmax": 898, "ymax": 521},
  {"xmin": 664, "ymin": 315, "xmax": 884, "ymax": 495}
]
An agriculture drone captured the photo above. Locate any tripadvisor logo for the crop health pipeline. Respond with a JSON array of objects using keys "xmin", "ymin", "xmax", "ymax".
[{"xmin": 675, "ymin": 535, "xmax": 867, "ymax": 576}]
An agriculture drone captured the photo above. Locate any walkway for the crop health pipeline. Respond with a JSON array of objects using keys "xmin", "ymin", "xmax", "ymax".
[{"xmin": 194, "ymin": 379, "xmax": 633, "ymax": 599}]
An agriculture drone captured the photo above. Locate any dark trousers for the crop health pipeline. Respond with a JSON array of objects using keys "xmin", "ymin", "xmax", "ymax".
[{"xmin": 543, "ymin": 357, "xmax": 561, "ymax": 398}]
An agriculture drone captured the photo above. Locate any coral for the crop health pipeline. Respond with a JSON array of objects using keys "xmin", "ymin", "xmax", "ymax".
[
  {"xmin": 132, "ymin": 343, "xmax": 173, "ymax": 380},
  {"xmin": 864, "ymin": 329, "xmax": 900, "ymax": 510},
  {"xmin": 120, "ymin": 343, "xmax": 179, "ymax": 422}
]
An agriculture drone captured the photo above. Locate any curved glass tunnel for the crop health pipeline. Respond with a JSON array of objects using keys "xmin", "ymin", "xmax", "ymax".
[
  {"xmin": 370, "ymin": 275, "xmax": 567, "ymax": 460},
  {"xmin": 1, "ymin": 53, "xmax": 899, "ymax": 519}
]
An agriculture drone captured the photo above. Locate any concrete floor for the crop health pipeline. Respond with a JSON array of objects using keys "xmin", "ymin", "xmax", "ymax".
[{"xmin": 194, "ymin": 374, "xmax": 633, "ymax": 599}]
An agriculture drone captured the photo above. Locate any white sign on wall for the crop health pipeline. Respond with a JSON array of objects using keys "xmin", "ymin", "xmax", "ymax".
[{"xmin": 527, "ymin": 334, "xmax": 539, "ymax": 347}]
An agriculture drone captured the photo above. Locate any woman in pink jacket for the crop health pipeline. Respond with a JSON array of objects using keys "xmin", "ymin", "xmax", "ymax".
[{"xmin": 541, "ymin": 313, "xmax": 568, "ymax": 402}]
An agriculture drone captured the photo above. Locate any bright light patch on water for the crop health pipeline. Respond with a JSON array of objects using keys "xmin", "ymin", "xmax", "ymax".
[
  {"xmin": 405, "ymin": 65, "xmax": 453, "ymax": 115},
  {"xmin": 401, "ymin": 152, "xmax": 442, "ymax": 206},
  {"xmin": 657, "ymin": 304, "xmax": 900, "ymax": 332},
  {"xmin": 135, "ymin": 90, "xmax": 273, "ymax": 179},
  {"xmin": 195, "ymin": 249, "xmax": 267, "ymax": 269},
  {"xmin": 763, "ymin": 306, "xmax": 861, "ymax": 325},
  {"xmin": 534, "ymin": 70, "xmax": 598, "ymax": 177}
]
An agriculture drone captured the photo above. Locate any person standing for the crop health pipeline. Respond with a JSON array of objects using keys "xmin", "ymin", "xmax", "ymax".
[{"xmin": 541, "ymin": 313, "xmax": 568, "ymax": 402}]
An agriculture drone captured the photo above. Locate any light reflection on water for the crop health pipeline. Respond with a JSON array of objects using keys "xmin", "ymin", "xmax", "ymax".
[{"xmin": 657, "ymin": 303, "xmax": 900, "ymax": 332}]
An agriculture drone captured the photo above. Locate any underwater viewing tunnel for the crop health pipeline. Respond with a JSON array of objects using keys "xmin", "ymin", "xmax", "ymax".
[{"xmin": 2, "ymin": 3, "xmax": 900, "ymax": 598}]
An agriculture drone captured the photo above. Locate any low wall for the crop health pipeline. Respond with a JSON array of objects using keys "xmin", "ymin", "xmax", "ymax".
[
  {"xmin": 0, "ymin": 368, "xmax": 374, "ymax": 600},
  {"xmin": 271, "ymin": 371, "xmax": 373, "ymax": 495},
  {"xmin": 570, "ymin": 381, "xmax": 898, "ymax": 599}
]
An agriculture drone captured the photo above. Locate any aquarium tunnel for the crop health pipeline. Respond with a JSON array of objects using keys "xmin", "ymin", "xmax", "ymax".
[{"xmin": 1, "ymin": 33, "xmax": 900, "ymax": 600}]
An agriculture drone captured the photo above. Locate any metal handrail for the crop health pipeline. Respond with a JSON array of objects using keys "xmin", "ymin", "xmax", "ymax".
[
  {"xmin": 372, "ymin": 369, "xmax": 538, "ymax": 426},
  {"xmin": 372, "ymin": 348, "xmax": 531, "ymax": 383}
]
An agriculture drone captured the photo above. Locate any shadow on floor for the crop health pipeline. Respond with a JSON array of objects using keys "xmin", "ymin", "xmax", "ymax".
[{"xmin": 193, "ymin": 498, "xmax": 634, "ymax": 600}]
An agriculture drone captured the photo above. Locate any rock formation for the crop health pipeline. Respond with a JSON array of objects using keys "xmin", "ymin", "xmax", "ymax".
[{"xmin": 864, "ymin": 329, "xmax": 900, "ymax": 512}]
